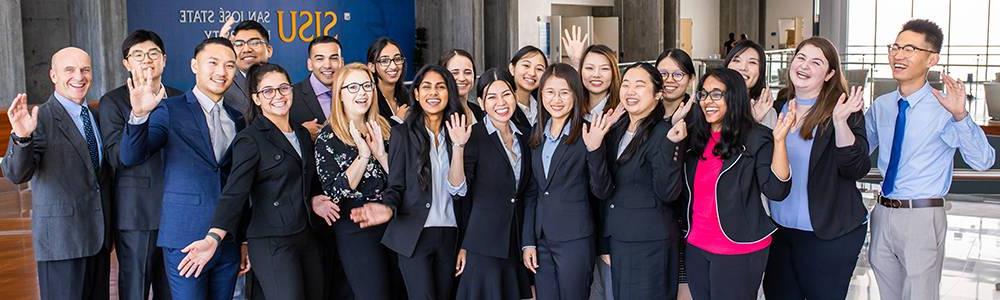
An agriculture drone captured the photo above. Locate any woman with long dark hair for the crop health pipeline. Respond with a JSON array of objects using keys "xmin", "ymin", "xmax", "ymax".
[
  {"xmin": 367, "ymin": 37, "xmax": 410, "ymax": 126},
  {"xmin": 762, "ymin": 37, "xmax": 869, "ymax": 300},
  {"xmin": 681, "ymin": 68, "xmax": 793, "ymax": 299},
  {"xmin": 725, "ymin": 40, "xmax": 777, "ymax": 128},
  {"xmin": 508, "ymin": 46, "xmax": 549, "ymax": 128}
]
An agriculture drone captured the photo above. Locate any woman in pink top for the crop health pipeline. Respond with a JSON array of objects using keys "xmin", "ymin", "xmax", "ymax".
[{"xmin": 679, "ymin": 68, "xmax": 794, "ymax": 300}]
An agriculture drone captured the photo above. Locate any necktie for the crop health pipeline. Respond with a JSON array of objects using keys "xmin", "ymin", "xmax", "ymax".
[
  {"xmin": 210, "ymin": 103, "xmax": 229, "ymax": 160},
  {"xmin": 80, "ymin": 107, "xmax": 100, "ymax": 173},
  {"xmin": 882, "ymin": 99, "xmax": 909, "ymax": 196}
]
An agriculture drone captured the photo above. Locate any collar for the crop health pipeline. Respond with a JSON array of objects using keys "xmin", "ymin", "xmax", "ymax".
[
  {"xmin": 588, "ymin": 94, "xmax": 609, "ymax": 116},
  {"xmin": 54, "ymin": 92, "xmax": 86, "ymax": 116},
  {"xmin": 518, "ymin": 95, "xmax": 538, "ymax": 113},
  {"xmin": 309, "ymin": 73, "xmax": 331, "ymax": 96},
  {"xmin": 794, "ymin": 97, "xmax": 817, "ymax": 106},
  {"xmin": 897, "ymin": 81, "xmax": 933, "ymax": 107},
  {"xmin": 543, "ymin": 118, "xmax": 570, "ymax": 141},
  {"xmin": 485, "ymin": 117, "xmax": 522, "ymax": 136},
  {"xmin": 192, "ymin": 87, "xmax": 225, "ymax": 114}
]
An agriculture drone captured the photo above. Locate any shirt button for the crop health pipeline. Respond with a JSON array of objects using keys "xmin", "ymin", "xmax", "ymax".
[
  {"xmin": 510, "ymin": 198, "xmax": 516, "ymax": 203},
  {"xmin": 544, "ymin": 191, "xmax": 550, "ymax": 195},
  {"xmin": 425, "ymin": 203, "xmax": 431, "ymax": 209},
  {"xmin": 272, "ymin": 201, "xmax": 279, "ymax": 207},
  {"xmin": 610, "ymin": 204, "xmax": 615, "ymax": 209}
]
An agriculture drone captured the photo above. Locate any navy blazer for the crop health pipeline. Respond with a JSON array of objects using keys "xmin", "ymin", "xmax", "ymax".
[
  {"xmin": 522, "ymin": 128, "xmax": 612, "ymax": 247},
  {"xmin": 290, "ymin": 78, "xmax": 327, "ymax": 126},
  {"xmin": 119, "ymin": 91, "xmax": 246, "ymax": 248}
]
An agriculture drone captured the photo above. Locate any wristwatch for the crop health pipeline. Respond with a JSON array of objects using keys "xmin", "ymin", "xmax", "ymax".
[
  {"xmin": 11, "ymin": 132, "xmax": 31, "ymax": 144},
  {"xmin": 206, "ymin": 232, "xmax": 222, "ymax": 243}
]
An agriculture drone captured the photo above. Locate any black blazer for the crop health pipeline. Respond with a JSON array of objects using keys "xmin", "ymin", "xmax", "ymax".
[
  {"xmin": 682, "ymin": 124, "xmax": 792, "ymax": 243},
  {"xmin": 290, "ymin": 78, "xmax": 328, "ymax": 126},
  {"xmin": 467, "ymin": 101, "xmax": 486, "ymax": 124},
  {"xmin": 602, "ymin": 120, "xmax": 683, "ymax": 243},
  {"xmin": 98, "ymin": 84, "xmax": 182, "ymax": 231},
  {"xmin": 377, "ymin": 87, "xmax": 410, "ymax": 126},
  {"xmin": 459, "ymin": 122, "xmax": 533, "ymax": 259},
  {"xmin": 522, "ymin": 126, "xmax": 612, "ymax": 247},
  {"xmin": 210, "ymin": 116, "xmax": 321, "ymax": 239}
]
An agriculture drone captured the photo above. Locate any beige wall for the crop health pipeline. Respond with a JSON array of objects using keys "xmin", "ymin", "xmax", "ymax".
[
  {"xmin": 680, "ymin": 0, "xmax": 721, "ymax": 58},
  {"xmin": 764, "ymin": 0, "xmax": 813, "ymax": 50}
]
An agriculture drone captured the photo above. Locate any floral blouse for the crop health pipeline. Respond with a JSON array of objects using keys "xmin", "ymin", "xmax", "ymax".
[{"xmin": 315, "ymin": 126, "xmax": 389, "ymax": 209}]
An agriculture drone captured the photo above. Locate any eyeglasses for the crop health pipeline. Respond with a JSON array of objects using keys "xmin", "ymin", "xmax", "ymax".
[
  {"xmin": 659, "ymin": 69, "xmax": 687, "ymax": 82},
  {"xmin": 255, "ymin": 84, "xmax": 293, "ymax": 99},
  {"xmin": 233, "ymin": 39, "xmax": 268, "ymax": 49},
  {"xmin": 887, "ymin": 44, "xmax": 938, "ymax": 58},
  {"xmin": 697, "ymin": 89, "xmax": 725, "ymax": 103},
  {"xmin": 127, "ymin": 50, "xmax": 163, "ymax": 62},
  {"xmin": 376, "ymin": 55, "xmax": 405, "ymax": 68},
  {"xmin": 541, "ymin": 89, "xmax": 573, "ymax": 100},
  {"xmin": 342, "ymin": 82, "xmax": 375, "ymax": 94}
]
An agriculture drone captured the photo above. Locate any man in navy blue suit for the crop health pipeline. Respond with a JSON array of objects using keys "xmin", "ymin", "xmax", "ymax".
[{"xmin": 119, "ymin": 37, "xmax": 248, "ymax": 300}]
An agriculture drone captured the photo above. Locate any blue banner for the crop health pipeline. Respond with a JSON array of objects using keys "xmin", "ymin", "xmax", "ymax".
[{"xmin": 127, "ymin": 0, "xmax": 416, "ymax": 90}]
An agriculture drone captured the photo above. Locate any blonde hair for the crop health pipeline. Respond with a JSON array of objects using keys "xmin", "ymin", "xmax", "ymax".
[{"xmin": 328, "ymin": 63, "xmax": 392, "ymax": 146}]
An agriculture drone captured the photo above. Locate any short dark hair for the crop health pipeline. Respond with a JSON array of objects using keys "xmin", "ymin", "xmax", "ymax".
[
  {"xmin": 121, "ymin": 29, "xmax": 165, "ymax": 59},
  {"xmin": 308, "ymin": 36, "xmax": 341, "ymax": 56},
  {"xmin": 728, "ymin": 32, "xmax": 736, "ymax": 39},
  {"xmin": 232, "ymin": 20, "xmax": 269, "ymax": 41},
  {"xmin": 193, "ymin": 37, "xmax": 235, "ymax": 58},
  {"xmin": 900, "ymin": 19, "xmax": 943, "ymax": 52}
]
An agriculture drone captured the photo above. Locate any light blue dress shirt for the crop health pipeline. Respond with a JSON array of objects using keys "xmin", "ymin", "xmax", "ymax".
[
  {"xmin": 424, "ymin": 127, "xmax": 468, "ymax": 228},
  {"xmin": 865, "ymin": 82, "xmax": 996, "ymax": 199},
  {"xmin": 485, "ymin": 118, "xmax": 524, "ymax": 188},
  {"xmin": 541, "ymin": 119, "xmax": 571, "ymax": 177},
  {"xmin": 770, "ymin": 97, "xmax": 816, "ymax": 231},
  {"xmin": 54, "ymin": 92, "xmax": 103, "ymax": 162}
]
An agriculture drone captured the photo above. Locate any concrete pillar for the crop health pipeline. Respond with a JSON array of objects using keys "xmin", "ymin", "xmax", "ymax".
[
  {"xmin": 819, "ymin": 0, "xmax": 848, "ymax": 52},
  {"xmin": 483, "ymin": 0, "xmax": 517, "ymax": 70},
  {"xmin": 616, "ymin": 0, "xmax": 670, "ymax": 62},
  {"xmin": 415, "ymin": 0, "xmax": 481, "ymax": 70},
  {"xmin": 720, "ymin": 0, "xmax": 761, "ymax": 46},
  {"xmin": 0, "ymin": 0, "xmax": 26, "ymax": 107}
]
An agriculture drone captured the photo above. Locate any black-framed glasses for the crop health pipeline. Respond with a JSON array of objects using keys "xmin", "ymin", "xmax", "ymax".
[
  {"xmin": 658, "ymin": 69, "xmax": 687, "ymax": 82},
  {"xmin": 233, "ymin": 39, "xmax": 268, "ymax": 49},
  {"xmin": 887, "ymin": 44, "xmax": 938, "ymax": 57},
  {"xmin": 255, "ymin": 84, "xmax": 293, "ymax": 99},
  {"xmin": 376, "ymin": 55, "xmax": 405, "ymax": 68},
  {"xmin": 342, "ymin": 82, "xmax": 375, "ymax": 94},
  {"xmin": 697, "ymin": 89, "xmax": 725, "ymax": 102},
  {"xmin": 127, "ymin": 50, "xmax": 163, "ymax": 62}
]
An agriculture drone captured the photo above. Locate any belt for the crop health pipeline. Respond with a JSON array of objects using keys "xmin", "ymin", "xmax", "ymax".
[{"xmin": 878, "ymin": 196, "xmax": 944, "ymax": 209}]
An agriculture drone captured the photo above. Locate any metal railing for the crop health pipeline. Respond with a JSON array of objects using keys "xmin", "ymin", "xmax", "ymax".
[{"xmin": 863, "ymin": 169, "xmax": 1000, "ymax": 181}]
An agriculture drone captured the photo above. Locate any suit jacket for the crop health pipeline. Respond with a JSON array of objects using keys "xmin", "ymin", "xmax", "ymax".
[
  {"xmin": 1, "ymin": 94, "xmax": 113, "ymax": 261},
  {"xmin": 377, "ymin": 87, "xmax": 410, "ymax": 126},
  {"xmin": 290, "ymin": 78, "xmax": 328, "ymax": 126},
  {"xmin": 522, "ymin": 128, "xmax": 612, "ymax": 247},
  {"xmin": 210, "ymin": 116, "xmax": 321, "ymax": 238},
  {"xmin": 602, "ymin": 120, "xmax": 683, "ymax": 243},
  {"xmin": 119, "ymin": 91, "xmax": 246, "ymax": 248},
  {"xmin": 223, "ymin": 72, "xmax": 252, "ymax": 117},
  {"xmin": 98, "ymin": 84, "xmax": 183, "ymax": 231},
  {"xmin": 460, "ymin": 122, "xmax": 532, "ymax": 259}
]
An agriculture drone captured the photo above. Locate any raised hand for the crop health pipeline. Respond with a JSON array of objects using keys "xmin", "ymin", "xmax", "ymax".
[
  {"xmin": 608, "ymin": 102, "xmax": 627, "ymax": 125},
  {"xmin": 350, "ymin": 202, "xmax": 393, "ymax": 228},
  {"xmin": 394, "ymin": 104, "xmax": 410, "ymax": 121},
  {"xmin": 561, "ymin": 25, "xmax": 589, "ymax": 65},
  {"xmin": 128, "ymin": 66, "xmax": 166, "ymax": 118},
  {"xmin": 7, "ymin": 94, "xmax": 38, "ymax": 138},
  {"xmin": 751, "ymin": 87, "xmax": 774, "ymax": 122},
  {"xmin": 302, "ymin": 119, "xmax": 323, "ymax": 140},
  {"xmin": 349, "ymin": 122, "xmax": 372, "ymax": 159},
  {"xmin": 931, "ymin": 74, "xmax": 969, "ymax": 121},
  {"xmin": 219, "ymin": 16, "xmax": 236, "ymax": 38},
  {"xmin": 833, "ymin": 86, "xmax": 864, "ymax": 123},
  {"xmin": 446, "ymin": 114, "xmax": 472, "ymax": 147},
  {"xmin": 178, "ymin": 237, "xmax": 219, "ymax": 278},
  {"xmin": 773, "ymin": 99, "xmax": 798, "ymax": 142},
  {"xmin": 311, "ymin": 195, "xmax": 341, "ymax": 226},
  {"xmin": 671, "ymin": 99, "xmax": 695, "ymax": 125},
  {"xmin": 667, "ymin": 119, "xmax": 688, "ymax": 143},
  {"xmin": 582, "ymin": 110, "xmax": 613, "ymax": 152},
  {"xmin": 365, "ymin": 121, "xmax": 387, "ymax": 159}
]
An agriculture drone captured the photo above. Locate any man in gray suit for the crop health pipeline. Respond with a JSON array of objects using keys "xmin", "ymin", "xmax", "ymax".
[
  {"xmin": 2, "ymin": 47, "xmax": 112, "ymax": 300},
  {"xmin": 221, "ymin": 19, "xmax": 272, "ymax": 115}
]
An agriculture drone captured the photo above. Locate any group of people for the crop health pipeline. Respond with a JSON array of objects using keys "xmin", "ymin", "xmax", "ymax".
[{"xmin": 2, "ymin": 16, "xmax": 995, "ymax": 300}]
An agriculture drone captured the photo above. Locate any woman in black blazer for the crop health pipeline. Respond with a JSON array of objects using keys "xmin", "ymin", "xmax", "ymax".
[
  {"xmin": 176, "ymin": 63, "xmax": 326, "ymax": 300},
  {"xmin": 601, "ymin": 62, "xmax": 687, "ymax": 299},
  {"xmin": 313, "ymin": 63, "xmax": 400, "ymax": 300},
  {"xmin": 521, "ymin": 63, "xmax": 613, "ymax": 300},
  {"xmin": 452, "ymin": 68, "xmax": 533, "ymax": 300},
  {"xmin": 680, "ymin": 68, "xmax": 793, "ymax": 300},
  {"xmin": 367, "ymin": 37, "xmax": 411, "ymax": 126},
  {"xmin": 762, "ymin": 37, "xmax": 869, "ymax": 300},
  {"xmin": 351, "ymin": 64, "xmax": 472, "ymax": 300}
]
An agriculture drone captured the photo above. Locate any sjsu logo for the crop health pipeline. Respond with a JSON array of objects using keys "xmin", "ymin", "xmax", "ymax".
[{"xmin": 276, "ymin": 10, "xmax": 338, "ymax": 43}]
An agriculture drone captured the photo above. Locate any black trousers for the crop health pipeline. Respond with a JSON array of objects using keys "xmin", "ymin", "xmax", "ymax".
[
  {"xmin": 763, "ymin": 225, "xmax": 867, "ymax": 300},
  {"xmin": 37, "ymin": 246, "xmax": 111, "ymax": 300},
  {"xmin": 609, "ymin": 238, "xmax": 678, "ymax": 300},
  {"xmin": 535, "ymin": 235, "xmax": 595, "ymax": 300},
  {"xmin": 317, "ymin": 228, "xmax": 355, "ymax": 300},
  {"xmin": 334, "ymin": 225, "xmax": 396, "ymax": 300},
  {"xmin": 685, "ymin": 244, "xmax": 768, "ymax": 300},
  {"xmin": 247, "ymin": 230, "xmax": 325, "ymax": 300},
  {"xmin": 117, "ymin": 230, "xmax": 170, "ymax": 300},
  {"xmin": 397, "ymin": 227, "xmax": 458, "ymax": 300}
]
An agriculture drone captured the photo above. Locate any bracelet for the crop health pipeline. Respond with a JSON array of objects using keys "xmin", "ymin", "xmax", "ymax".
[
  {"xmin": 206, "ymin": 232, "xmax": 222, "ymax": 243},
  {"xmin": 453, "ymin": 143, "xmax": 465, "ymax": 148}
]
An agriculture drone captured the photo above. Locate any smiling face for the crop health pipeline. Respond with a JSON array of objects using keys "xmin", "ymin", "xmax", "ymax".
[
  {"xmin": 415, "ymin": 71, "xmax": 449, "ymax": 116},
  {"xmin": 481, "ymin": 80, "xmax": 517, "ymax": 124},
  {"xmin": 620, "ymin": 68, "xmax": 661, "ymax": 118},
  {"xmin": 252, "ymin": 72, "xmax": 293, "ymax": 118},
  {"xmin": 699, "ymin": 76, "xmax": 729, "ymax": 129},
  {"xmin": 123, "ymin": 41, "xmax": 167, "ymax": 82},
  {"xmin": 50, "ymin": 48, "xmax": 93, "ymax": 103},
  {"xmin": 446, "ymin": 56, "xmax": 475, "ymax": 99},
  {"xmin": 308, "ymin": 42, "xmax": 343, "ymax": 86},
  {"xmin": 374, "ymin": 44, "xmax": 404, "ymax": 84},
  {"xmin": 540, "ymin": 77, "xmax": 574, "ymax": 121},
  {"xmin": 231, "ymin": 29, "xmax": 272, "ymax": 73},
  {"xmin": 890, "ymin": 30, "xmax": 939, "ymax": 83},
  {"xmin": 789, "ymin": 44, "xmax": 834, "ymax": 98},
  {"xmin": 727, "ymin": 49, "xmax": 761, "ymax": 89},
  {"xmin": 339, "ymin": 70, "xmax": 375, "ymax": 118},
  {"xmin": 509, "ymin": 53, "xmax": 547, "ymax": 92},
  {"xmin": 191, "ymin": 43, "xmax": 237, "ymax": 99},
  {"xmin": 581, "ymin": 52, "xmax": 613, "ymax": 95},
  {"xmin": 657, "ymin": 57, "xmax": 691, "ymax": 102}
]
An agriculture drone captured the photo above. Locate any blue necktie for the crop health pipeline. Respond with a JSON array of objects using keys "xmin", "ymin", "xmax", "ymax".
[
  {"xmin": 882, "ymin": 99, "xmax": 909, "ymax": 196},
  {"xmin": 80, "ymin": 107, "xmax": 100, "ymax": 173}
]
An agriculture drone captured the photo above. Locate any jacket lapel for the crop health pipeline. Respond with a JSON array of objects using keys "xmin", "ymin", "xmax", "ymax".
[
  {"xmin": 259, "ymin": 119, "xmax": 303, "ymax": 163},
  {"xmin": 808, "ymin": 125, "xmax": 832, "ymax": 172},
  {"xmin": 531, "ymin": 146, "xmax": 549, "ymax": 189},
  {"xmin": 48, "ymin": 97, "xmax": 96, "ymax": 173},
  {"xmin": 544, "ymin": 140, "xmax": 569, "ymax": 189},
  {"xmin": 184, "ymin": 93, "xmax": 219, "ymax": 166},
  {"xmin": 486, "ymin": 130, "xmax": 516, "ymax": 182},
  {"xmin": 299, "ymin": 81, "xmax": 327, "ymax": 121}
]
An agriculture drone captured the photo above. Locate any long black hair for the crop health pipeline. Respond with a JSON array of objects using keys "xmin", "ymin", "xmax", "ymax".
[
  {"xmin": 616, "ymin": 62, "xmax": 666, "ymax": 162},
  {"xmin": 529, "ymin": 63, "xmax": 586, "ymax": 148},
  {"xmin": 688, "ymin": 68, "xmax": 755, "ymax": 160},
  {"xmin": 246, "ymin": 63, "xmax": 291, "ymax": 122},
  {"xmin": 724, "ymin": 40, "xmax": 767, "ymax": 99},
  {"xmin": 367, "ymin": 37, "xmax": 408, "ymax": 106},
  {"xmin": 404, "ymin": 64, "xmax": 466, "ymax": 190}
]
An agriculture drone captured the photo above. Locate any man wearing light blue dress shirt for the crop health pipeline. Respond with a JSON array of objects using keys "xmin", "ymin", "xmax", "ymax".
[{"xmin": 865, "ymin": 19, "xmax": 996, "ymax": 300}]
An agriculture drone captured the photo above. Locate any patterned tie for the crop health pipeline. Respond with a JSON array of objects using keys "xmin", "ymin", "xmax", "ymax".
[
  {"xmin": 80, "ymin": 107, "xmax": 100, "ymax": 173},
  {"xmin": 882, "ymin": 98, "xmax": 909, "ymax": 196},
  {"xmin": 210, "ymin": 103, "xmax": 228, "ymax": 160}
]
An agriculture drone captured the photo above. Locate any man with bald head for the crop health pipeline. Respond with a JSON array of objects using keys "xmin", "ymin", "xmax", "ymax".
[{"xmin": 2, "ymin": 47, "xmax": 113, "ymax": 299}]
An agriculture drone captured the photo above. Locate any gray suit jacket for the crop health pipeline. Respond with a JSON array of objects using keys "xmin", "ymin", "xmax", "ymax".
[
  {"xmin": 224, "ymin": 72, "xmax": 252, "ymax": 117},
  {"xmin": 1, "ymin": 94, "xmax": 113, "ymax": 261}
]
